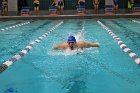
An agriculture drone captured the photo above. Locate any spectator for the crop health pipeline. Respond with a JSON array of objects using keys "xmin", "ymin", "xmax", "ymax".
[
  {"xmin": 51, "ymin": 0, "xmax": 59, "ymax": 14},
  {"xmin": 78, "ymin": 0, "xmax": 85, "ymax": 7},
  {"xmin": 58, "ymin": 0, "xmax": 64, "ymax": 14},
  {"xmin": 93, "ymin": 0, "xmax": 100, "ymax": 14},
  {"xmin": 113, "ymin": 0, "xmax": 119, "ymax": 13},
  {"xmin": 128, "ymin": 0, "xmax": 134, "ymax": 13},
  {"xmin": 1, "ymin": 0, "xmax": 8, "ymax": 16},
  {"xmin": 33, "ymin": 0, "xmax": 40, "ymax": 16},
  {"xmin": 77, "ymin": 0, "xmax": 86, "ymax": 14}
]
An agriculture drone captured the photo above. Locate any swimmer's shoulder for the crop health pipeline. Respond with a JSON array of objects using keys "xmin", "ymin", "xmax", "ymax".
[{"xmin": 58, "ymin": 42, "xmax": 69, "ymax": 49}]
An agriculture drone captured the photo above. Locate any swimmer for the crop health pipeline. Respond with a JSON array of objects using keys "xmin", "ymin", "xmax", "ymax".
[
  {"xmin": 113, "ymin": 0, "xmax": 119, "ymax": 13},
  {"xmin": 52, "ymin": 36, "xmax": 99, "ymax": 50},
  {"xmin": 58, "ymin": 0, "xmax": 64, "ymax": 14},
  {"xmin": 78, "ymin": 0, "xmax": 85, "ymax": 6},
  {"xmin": 93, "ymin": 0, "xmax": 100, "ymax": 14},
  {"xmin": 33, "ymin": 0, "xmax": 40, "ymax": 16},
  {"xmin": 1, "ymin": 0, "xmax": 8, "ymax": 16}
]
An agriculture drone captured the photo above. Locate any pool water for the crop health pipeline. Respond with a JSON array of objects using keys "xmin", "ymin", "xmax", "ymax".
[
  {"xmin": 101, "ymin": 18, "xmax": 140, "ymax": 56},
  {"xmin": 0, "ymin": 19, "xmax": 140, "ymax": 93}
]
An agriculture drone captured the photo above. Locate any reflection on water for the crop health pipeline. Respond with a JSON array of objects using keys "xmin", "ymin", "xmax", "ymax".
[{"xmin": 61, "ymin": 73, "xmax": 89, "ymax": 93}]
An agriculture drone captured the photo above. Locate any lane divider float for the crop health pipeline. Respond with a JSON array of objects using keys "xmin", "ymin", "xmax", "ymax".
[
  {"xmin": 0, "ymin": 21, "xmax": 64, "ymax": 74},
  {"xmin": 0, "ymin": 22, "xmax": 30, "ymax": 32},
  {"xmin": 132, "ymin": 20, "xmax": 140, "ymax": 24},
  {"xmin": 97, "ymin": 20, "xmax": 140, "ymax": 66}
]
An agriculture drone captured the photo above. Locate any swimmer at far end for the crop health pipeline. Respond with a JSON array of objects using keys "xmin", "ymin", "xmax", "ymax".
[{"xmin": 52, "ymin": 36, "xmax": 100, "ymax": 50}]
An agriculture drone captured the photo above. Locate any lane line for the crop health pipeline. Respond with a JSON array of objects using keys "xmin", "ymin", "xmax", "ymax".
[
  {"xmin": 0, "ymin": 21, "xmax": 64, "ymax": 74},
  {"xmin": 0, "ymin": 22, "xmax": 31, "ymax": 32},
  {"xmin": 97, "ymin": 20, "xmax": 140, "ymax": 66}
]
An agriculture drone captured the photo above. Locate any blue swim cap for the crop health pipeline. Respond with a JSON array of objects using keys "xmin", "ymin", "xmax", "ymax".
[{"xmin": 67, "ymin": 36, "xmax": 76, "ymax": 42}]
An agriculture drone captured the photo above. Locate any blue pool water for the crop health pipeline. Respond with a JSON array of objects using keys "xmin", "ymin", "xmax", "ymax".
[{"xmin": 0, "ymin": 19, "xmax": 140, "ymax": 93}]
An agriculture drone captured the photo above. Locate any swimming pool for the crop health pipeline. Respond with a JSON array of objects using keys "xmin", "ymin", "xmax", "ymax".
[{"xmin": 0, "ymin": 19, "xmax": 140, "ymax": 93}]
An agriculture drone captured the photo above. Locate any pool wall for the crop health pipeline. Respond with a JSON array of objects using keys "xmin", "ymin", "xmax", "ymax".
[{"xmin": 0, "ymin": 14, "xmax": 140, "ymax": 20}]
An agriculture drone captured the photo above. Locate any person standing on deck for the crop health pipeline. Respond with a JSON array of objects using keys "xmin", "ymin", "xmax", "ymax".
[
  {"xmin": 33, "ymin": 0, "xmax": 40, "ymax": 16},
  {"xmin": 93, "ymin": 0, "xmax": 100, "ymax": 14}
]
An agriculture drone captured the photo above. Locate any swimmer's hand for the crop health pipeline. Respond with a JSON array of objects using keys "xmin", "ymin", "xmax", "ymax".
[{"xmin": 95, "ymin": 42, "xmax": 100, "ymax": 47}]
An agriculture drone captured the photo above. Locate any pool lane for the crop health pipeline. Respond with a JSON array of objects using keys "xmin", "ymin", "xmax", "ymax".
[
  {"xmin": 0, "ymin": 20, "xmax": 61, "ymax": 64},
  {"xmin": 100, "ymin": 18, "xmax": 140, "ymax": 56},
  {"xmin": 0, "ymin": 19, "xmax": 140, "ymax": 93},
  {"xmin": 97, "ymin": 20, "xmax": 140, "ymax": 65}
]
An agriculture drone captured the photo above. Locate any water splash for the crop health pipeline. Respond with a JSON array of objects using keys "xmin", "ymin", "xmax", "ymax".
[
  {"xmin": 48, "ymin": 48, "xmax": 84, "ymax": 56},
  {"xmin": 74, "ymin": 31, "xmax": 86, "ymax": 42}
]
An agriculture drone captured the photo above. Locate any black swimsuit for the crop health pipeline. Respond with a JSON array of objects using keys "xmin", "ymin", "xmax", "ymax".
[
  {"xmin": 2, "ymin": 2, "xmax": 7, "ymax": 9},
  {"xmin": 34, "ymin": 3, "xmax": 39, "ymax": 8},
  {"xmin": 52, "ymin": 2, "xmax": 56, "ymax": 6}
]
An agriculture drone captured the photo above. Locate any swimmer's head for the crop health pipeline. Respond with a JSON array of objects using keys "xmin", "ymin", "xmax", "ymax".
[
  {"xmin": 67, "ymin": 36, "xmax": 76, "ymax": 50},
  {"xmin": 67, "ymin": 36, "xmax": 76, "ymax": 43}
]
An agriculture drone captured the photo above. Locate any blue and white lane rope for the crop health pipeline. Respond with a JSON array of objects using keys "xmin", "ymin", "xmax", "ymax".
[
  {"xmin": 97, "ymin": 20, "xmax": 140, "ymax": 65},
  {"xmin": 132, "ymin": 20, "xmax": 140, "ymax": 24},
  {"xmin": 0, "ymin": 22, "xmax": 30, "ymax": 32},
  {"xmin": 0, "ymin": 21, "xmax": 64, "ymax": 73}
]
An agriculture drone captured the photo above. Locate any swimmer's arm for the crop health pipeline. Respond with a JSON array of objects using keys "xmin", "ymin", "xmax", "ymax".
[
  {"xmin": 51, "ymin": 2, "xmax": 54, "ymax": 6},
  {"xmin": 89, "ymin": 42, "xmax": 100, "ymax": 47},
  {"xmin": 52, "ymin": 44, "xmax": 61, "ymax": 49},
  {"xmin": 83, "ymin": 42, "xmax": 100, "ymax": 48},
  {"xmin": 52, "ymin": 43, "xmax": 65, "ymax": 50}
]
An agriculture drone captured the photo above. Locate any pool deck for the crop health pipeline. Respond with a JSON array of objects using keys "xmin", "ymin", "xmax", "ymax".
[{"xmin": 0, "ymin": 14, "xmax": 140, "ymax": 20}]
